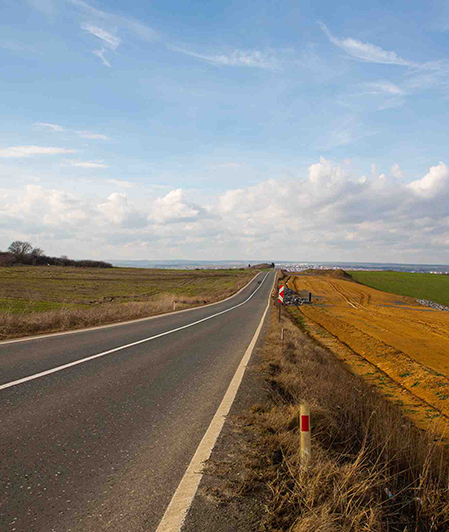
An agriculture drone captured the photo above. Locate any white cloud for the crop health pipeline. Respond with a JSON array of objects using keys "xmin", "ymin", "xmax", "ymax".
[
  {"xmin": 319, "ymin": 22, "xmax": 411, "ymax": 66},
  {"xmin": 93, "ymin": 47, "xmax": 111, "ymax": 67},
  {"xmin": 151, "ymin": 189, "xmax": 203, "ymax": 223},
  {"xmin": 76, "ymin": 130, "xmax": 110, "ymax": 140},
  {"xmin": 308, "ymin": 156, "xmax": 347, "ymax": 186},
  {"xmin": 407, "ymin": 162, "xmax": 449, "ymax": 199},
  {"xmin": 391, "ymin": 163, "xmax": 404, "ymax": 179},
  {"xmin": 0, "ymin": 146, "xmax": 76, "ymax": 158},
  {"xmin": 125, "ymin": 19, "xmax": 159, "ymax": 42},
  {"xmin": 2, "ymin": 159, "xmax": 449, "ymax": 261},
  {"xmin": 3, "ymin": 184, "xmax": 90, "ymax": 226},
  {"xmin": 70, "ymin": 0, "xmax": 158, "ymax": 41},
  {"xmin": 34, "ymin": 122, "xmax": 65, "ymax": 132},
  {"xmin": 68, "ymin": 0, "xmax": 108, "ymax": 19},
  {"xmin": 81, "ymin": 23, "xmax": 121, "ymax": 67},
  {"xmin": 97, "ymin": 193, "xmax": 145, "ymax": 227},
  {"xmin": 365, "ymin": 82, "xmax": 406, "ymax": 95},
  {"xmin": 169, "ymin": 46, "xmax": 284, "ymax": 70},
  {"xmin": 81, "ymin": 23, "xmax": 121, "ymax": 50},
  {"xmin": 98, "ymin": 193, "xmax": 132, "ymax": 223},
  {"xmin": 65, "ymin": 160, "xmax": 108, "ymax": 168}
]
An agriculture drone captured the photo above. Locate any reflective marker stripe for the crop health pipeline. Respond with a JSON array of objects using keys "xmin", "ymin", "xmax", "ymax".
[{"xmin": 301, "ymin": 415, "xmax": 310, "ymax": 432}]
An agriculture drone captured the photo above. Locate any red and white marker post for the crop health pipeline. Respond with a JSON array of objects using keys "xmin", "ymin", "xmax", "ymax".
[
  {"xmin": 300, "ymin": 402, "xmax": 311, "ymax": 467},
  {"xmin": 278, "ymin": 285, "xmax": 284, "ymax": 303},
  {"xmin": 278, "ymin": 285, "xmax": 284, "ymax": 322}
]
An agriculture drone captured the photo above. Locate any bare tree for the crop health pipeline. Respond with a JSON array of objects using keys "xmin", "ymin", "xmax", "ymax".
[
  {"xmin": 31, "ymin": 247, "xmax": 45, "ymax": 257},
  {"xmin": 8, "ymin": 241, "xmax": 33, "ymax": 259}
]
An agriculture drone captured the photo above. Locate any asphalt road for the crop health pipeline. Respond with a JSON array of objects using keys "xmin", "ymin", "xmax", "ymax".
[{"xmin": 0, "ymin": 270, "xmax": 275, "ymax": 532}]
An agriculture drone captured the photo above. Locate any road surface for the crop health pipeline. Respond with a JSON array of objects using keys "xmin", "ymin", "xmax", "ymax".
[{"xmin": 0, "ymin": 270, "xmax": 275, "ymax": 531}]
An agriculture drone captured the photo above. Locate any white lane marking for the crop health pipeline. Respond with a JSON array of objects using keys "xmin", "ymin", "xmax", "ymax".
[
  {"xmin": 0, "ymin": 273, "xmax": 270, "ymax": 391},
  {"xmin": 0, "ymin": 273, "xmax": 262, "ymax": 346},
  {"xmin": 156, "ymin": 273, "xmax": 275, "ymax": 532}
]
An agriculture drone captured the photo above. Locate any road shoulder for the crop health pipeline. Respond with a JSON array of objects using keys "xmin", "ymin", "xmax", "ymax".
[{"xmin": 181, "ymin": 307, "xmax": 272, "ymax": 532}]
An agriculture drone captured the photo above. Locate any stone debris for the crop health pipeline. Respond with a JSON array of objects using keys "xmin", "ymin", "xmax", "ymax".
[
  {"xmin": 283, "ymin": 287, "xmax": 312, "ymax": 306},
  {"xmin": 416, "ymin": 299, "xmax": 449, "ymax": 312}
]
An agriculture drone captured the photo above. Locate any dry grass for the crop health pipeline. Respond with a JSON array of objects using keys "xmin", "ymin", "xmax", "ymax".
[
  {"xmin": 228, "ymin": 300, "xmax": 449, "ymax": 531},
  {"xmin": 0, "ymin": 270, "xmax": 254, "ymax": 339}
]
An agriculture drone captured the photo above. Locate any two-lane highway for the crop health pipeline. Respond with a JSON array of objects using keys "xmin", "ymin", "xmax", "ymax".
[{"xmin": 0, "ymin": 270, "xmax": 275, "ymax": 531}]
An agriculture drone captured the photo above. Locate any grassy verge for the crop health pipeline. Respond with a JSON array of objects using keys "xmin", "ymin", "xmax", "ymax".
[
  {"xmin": 223, "ymin": 302, "xmax": 449, "ymax": 530},
  {"xmin": 0, "ymin": 267, "xmax": 255, "ymax": 339},
  {"xmin": 350, "ymin": 270, "xmax": 449, "ymax": 307}
]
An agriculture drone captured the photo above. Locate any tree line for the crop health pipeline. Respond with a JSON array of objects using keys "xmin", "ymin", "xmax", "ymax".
[{"xmin": 0, "ymin": 241, "xmax": 113, "ymax": 268}]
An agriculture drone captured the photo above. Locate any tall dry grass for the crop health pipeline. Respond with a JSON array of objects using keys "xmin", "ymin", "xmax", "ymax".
[
  {"xmin": 0, "ymin": 281, "xmax": 248, "ymax": 340},
  {"xmin": 235, "ymin": 303, "xmax": 449, "ymax": 531}
]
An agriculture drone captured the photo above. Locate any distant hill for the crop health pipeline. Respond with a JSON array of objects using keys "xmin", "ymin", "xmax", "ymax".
[
  {"xmin": 108, "ymin": 259, "xmax": 272, "ymax": 269},
  {"xmin": 301, "ymin": 268, "xmax": 353, "ymax": 280}
]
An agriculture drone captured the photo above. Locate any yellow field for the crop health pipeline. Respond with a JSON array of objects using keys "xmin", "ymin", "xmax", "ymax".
[{"xmin": 288, "ymin": 274, "xmax": 449, "ymax": 435}]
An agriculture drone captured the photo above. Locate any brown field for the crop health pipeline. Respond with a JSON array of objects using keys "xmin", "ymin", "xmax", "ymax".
[{"xmin": 288, "ymin": 273, "xmax": 449, "ymax": 435}]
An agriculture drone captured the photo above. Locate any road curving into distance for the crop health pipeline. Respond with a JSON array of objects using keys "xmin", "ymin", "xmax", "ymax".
[{"xmin": 0, "ymin": 270, "xmax": 275, "ymax": 532}]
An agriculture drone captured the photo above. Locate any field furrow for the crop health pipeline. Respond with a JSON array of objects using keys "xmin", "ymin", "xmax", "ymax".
[{"xmin": 288, "ymin": 273, "xmax": 449, "ymax": 434}]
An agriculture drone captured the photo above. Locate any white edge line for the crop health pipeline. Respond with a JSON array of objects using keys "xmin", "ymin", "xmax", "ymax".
[
  {"xmin": 155, "ymin": 272, "xmax": 276, "ymax": 532},
  {"xmin": 0, "ymin": 273, "xmax": 270, "ymax": 392},
  {"xmin": 0, "ymin": 272, "xmax": 263, "ymax": 346}
]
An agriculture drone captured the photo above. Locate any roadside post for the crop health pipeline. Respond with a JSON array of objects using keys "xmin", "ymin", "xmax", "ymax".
[
  {"xmin": 300, "ymin": 402, "xmax": 311, "ymax": 467},
  {"xmin": 278, "ymin": 285, "xmax": 284, "ymax": 323}
]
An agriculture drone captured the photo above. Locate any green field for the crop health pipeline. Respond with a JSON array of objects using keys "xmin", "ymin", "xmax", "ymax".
[
  {"xmin": 349, "ymin": 270, "xmax": 449, "ymax": 307},
  {"xmin": 0, "ymin": 266, "xmax": 254, "ymax": 314}
]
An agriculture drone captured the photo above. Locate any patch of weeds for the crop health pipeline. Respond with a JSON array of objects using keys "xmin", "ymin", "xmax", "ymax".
[
  {"xmin": 426, "ymin": 413, "xmax": 442, "ymax": 420},
  {"xmin": 435, "ymin": 392, "xmax": 449, "ymax": 400},
  {"xmin": 287, "ymin": 308, "xmax": 308, "ymax": 333},
  {"xmin": 399, "ymin": 372, "xmax": 413, "ymax": 378},
  {"xmin": 411, "ymin": 381, "xmax": 420, "ymax": 388},
  {"xmin": 376, "ymin": 376, "xmax": 388, "ymax": 387}
]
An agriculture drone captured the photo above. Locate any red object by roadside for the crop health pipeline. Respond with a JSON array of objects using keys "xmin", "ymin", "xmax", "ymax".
[
  {"xmin": 301, "ymin": 414, "xmax": 310, "ymax": 432},
  {"xmin": 278, "ymin": 285, "xmax": 284, "ymax": 303}
]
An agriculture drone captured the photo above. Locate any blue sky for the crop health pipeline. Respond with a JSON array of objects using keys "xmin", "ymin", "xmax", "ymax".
[{"xmin": 1, "ymin": 0, "xmax": 449, "ymax": 262}]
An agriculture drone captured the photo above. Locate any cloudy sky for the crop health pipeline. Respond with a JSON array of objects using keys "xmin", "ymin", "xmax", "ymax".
[{"xmin": 1, "ymin": 0, "xmax": 449, "ymax": 263}]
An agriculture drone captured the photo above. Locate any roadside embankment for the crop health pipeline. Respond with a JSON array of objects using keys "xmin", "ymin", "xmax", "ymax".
[
  {"xmin": 286, "ymin": 272, "xmax": 449, "ymax": 436},
  {"xmin": 188, "ymin": 291, "xmax": 449, "ymax": 530}
]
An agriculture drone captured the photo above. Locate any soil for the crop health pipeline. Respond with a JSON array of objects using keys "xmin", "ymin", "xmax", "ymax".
[{"xmin": 288, "ymin": 274, "xmax": 449, "ymax": 437}]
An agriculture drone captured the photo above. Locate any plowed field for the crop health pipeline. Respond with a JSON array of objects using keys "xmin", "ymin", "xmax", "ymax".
[{"xmin": 288, "ymin": 274, "xmax": 449, "ymax": 435}]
